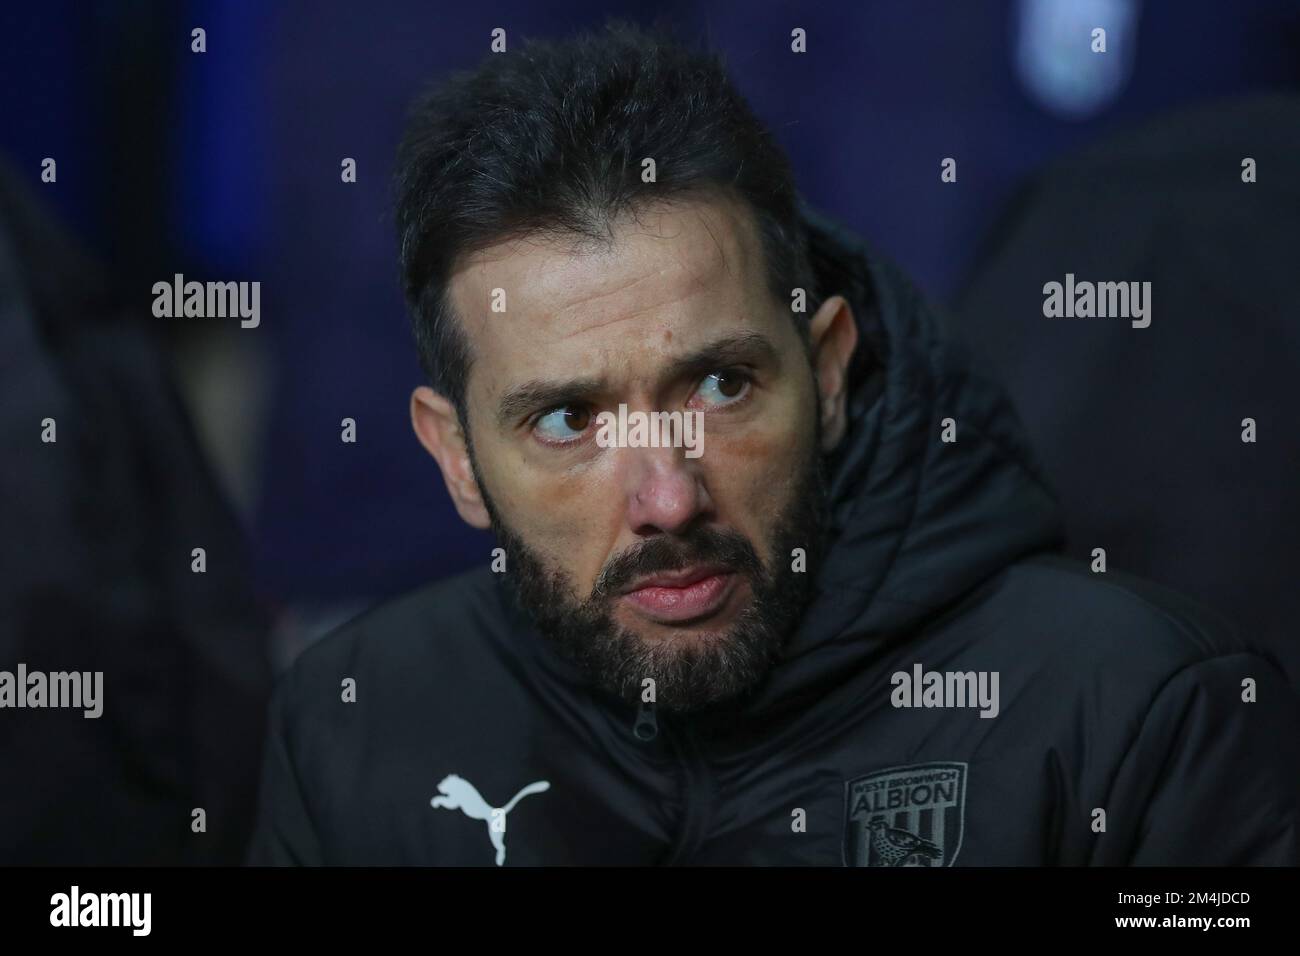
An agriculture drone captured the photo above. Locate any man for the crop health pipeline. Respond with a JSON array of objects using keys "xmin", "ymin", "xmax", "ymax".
[{"xmin": 247, "ymin": 25, "xmax": 1298, "ymax": 866}]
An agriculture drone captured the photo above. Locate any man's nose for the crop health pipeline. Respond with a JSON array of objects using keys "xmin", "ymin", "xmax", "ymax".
[{"xmin": 622, "ymin": 445, "xmax": 710, "ymax": 535}]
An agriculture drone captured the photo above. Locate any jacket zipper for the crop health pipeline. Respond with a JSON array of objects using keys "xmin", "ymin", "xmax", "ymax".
[
  {"xmin": 638, "ymin": 703, "xmax": 711, "ymax": 865},
  {"xmin": 633, "ymin": 696, "xmax": 659, "ymax": 741}
]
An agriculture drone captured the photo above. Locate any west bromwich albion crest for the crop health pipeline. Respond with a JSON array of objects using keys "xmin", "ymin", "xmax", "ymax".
[{"xmin": 843, "ymin": 762, "xmax": 967, "ymax": 866}]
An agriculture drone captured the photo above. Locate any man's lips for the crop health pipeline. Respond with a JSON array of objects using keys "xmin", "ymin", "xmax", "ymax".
[{"xmin": 619, "ymin": 566, "xmax": 737, "ymax": 623}]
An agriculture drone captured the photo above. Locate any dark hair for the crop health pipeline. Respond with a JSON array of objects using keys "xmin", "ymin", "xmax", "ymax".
[{"xmin": 394, "ymin": 21, "xmax": 819, "ymax": 421}]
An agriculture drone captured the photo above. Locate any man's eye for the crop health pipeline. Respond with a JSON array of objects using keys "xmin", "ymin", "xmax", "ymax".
[
  {"xmin": 693, "ymin": 370, "xmax": 751, "ymax": 407},
  {"xmin": 533, "ymin": 405, "xmax": 591, "ymax": 441}
]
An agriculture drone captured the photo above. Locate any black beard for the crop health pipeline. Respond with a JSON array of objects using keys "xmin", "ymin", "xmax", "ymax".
[{"xmin": 479, "ymin": 444, "xmax": 829, "ymax": 714}]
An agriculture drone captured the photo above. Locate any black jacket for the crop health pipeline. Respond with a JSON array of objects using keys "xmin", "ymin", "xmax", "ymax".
[
  {"xmin": 247, "ymin": 209, "xmax": 1299, "ymax": 866},
  {"xmin": 956, "ymin": 95, "xmax": 1300, "ymax": 694}
]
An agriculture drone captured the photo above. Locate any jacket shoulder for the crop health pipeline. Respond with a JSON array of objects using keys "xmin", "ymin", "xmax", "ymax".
[
  {"xmin": 977, "ymin": 557, "xmax": 1300, "ymax": 865},
  {"xmin": 273, "ymin": 564, "xmax": 504, "ymax": 708},
  {"xmin": 982, "ymin": 553, "xmax": 1265, "ymax": 676}
]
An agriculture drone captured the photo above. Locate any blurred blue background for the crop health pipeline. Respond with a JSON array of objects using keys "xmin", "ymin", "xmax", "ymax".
[{"xmin": 4, "ymin": 0, "xmax": 1299, "ymax": 664}]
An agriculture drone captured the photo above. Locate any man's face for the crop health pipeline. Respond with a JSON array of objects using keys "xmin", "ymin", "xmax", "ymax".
[{"xmin": 418, "ymin": 196, "xmax": 856, "ymax": 712}]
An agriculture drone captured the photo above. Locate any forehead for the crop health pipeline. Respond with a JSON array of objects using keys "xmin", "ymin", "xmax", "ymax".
[{"xmin": 446, "ymin": 196, "xmax": 780, "ymax": 403}]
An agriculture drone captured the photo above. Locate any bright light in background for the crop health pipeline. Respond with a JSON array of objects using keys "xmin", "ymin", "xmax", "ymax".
[{"xmin": 1016, "ymin": 0, "xmax": 1141, "ymax": 119}]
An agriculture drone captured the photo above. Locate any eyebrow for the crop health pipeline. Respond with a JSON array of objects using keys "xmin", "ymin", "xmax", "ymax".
[{"xmin": 495, "ymin": 329, "xmax": 779, "ymax": 428}]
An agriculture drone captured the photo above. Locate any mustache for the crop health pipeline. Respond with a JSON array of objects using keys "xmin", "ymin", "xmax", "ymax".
[{"xmin": 592, "ymin": 526, "xmax": 766, "ymax": 599}]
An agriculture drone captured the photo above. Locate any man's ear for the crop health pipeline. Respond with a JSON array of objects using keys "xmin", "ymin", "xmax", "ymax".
[
  {"xmin": 410, "ymin": 386, "xmax": 491, "ymax": 529},
  {"xmin": 807, "ymin": 294, "xmax": 859, "ymax": 451}
]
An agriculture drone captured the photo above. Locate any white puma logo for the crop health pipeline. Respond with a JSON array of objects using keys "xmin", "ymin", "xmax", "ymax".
[{"xmin": 429, "ymin": 773, "xmax": 550, "ymax": 865}]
